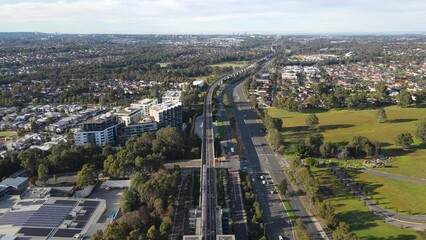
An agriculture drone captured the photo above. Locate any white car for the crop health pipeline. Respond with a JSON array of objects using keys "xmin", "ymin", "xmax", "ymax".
[{"xmin": 278, "ymin": 236, "xmax": 283, "ymax": 240}]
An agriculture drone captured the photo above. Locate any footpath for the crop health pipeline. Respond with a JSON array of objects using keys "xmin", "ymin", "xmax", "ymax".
[{"xmin": 331, "ymin": 165, "xmax": 426, "ymax": 231}]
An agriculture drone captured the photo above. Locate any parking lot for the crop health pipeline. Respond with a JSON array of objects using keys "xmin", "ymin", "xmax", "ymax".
[{"xmin": 88, "ymin": 186, "xmax": 124, "ymax": 223}]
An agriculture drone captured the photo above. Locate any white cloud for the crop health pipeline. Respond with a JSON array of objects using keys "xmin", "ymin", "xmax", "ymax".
[{"xmin": 0, "ymin": 0, "xmax": 424, "ymax": 33}]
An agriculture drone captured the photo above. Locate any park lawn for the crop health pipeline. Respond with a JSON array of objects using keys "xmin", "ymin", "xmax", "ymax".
[
  {"xmin": 0, "ymin": 131, "xmax": 18, "ymax": 137},
  {"xmin": 311, "ymin": 167, "xmax": 424, "ymax": 239},
  {"xmin": 267, "ymin": 106, "xmax": 425, "ymax": 147},
  {"xmin": 374, "ymin": 148, "xmax": 426, "ymax": 179},
  {"xmin": 209, "ymin": 61, "xmax": 249, "ymax": 68},
  {"xmin": 158, "ymin": 62, "xmax": 170, "ymax": 67},
  {"xmin": 268, "ymin": 106, "xmax": 426, "ymax": 177},
  {"xmin": 355, "ymin": 172, "xmax": 426, "ymax": 215}
]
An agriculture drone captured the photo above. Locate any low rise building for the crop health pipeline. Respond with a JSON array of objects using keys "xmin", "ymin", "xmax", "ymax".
[{"xmin": 0, "ymin": 177, "xmax": 28, "ymax": 194}]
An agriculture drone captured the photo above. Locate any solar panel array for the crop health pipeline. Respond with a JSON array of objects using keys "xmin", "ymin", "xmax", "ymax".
[
  {"xmin": 18, "ymin": 227, "xmax": 53, "ymax": 237},
  {"xmin": 24, "ymin": 204, "xmax": 74, "ymax": 228},
  {"xmin": 0, "ymin": 198, "xmax": 102, "ymax": 239},
  {"xmin": 0, "ymin": 210, "xmax": 36, "ymax": 226}
]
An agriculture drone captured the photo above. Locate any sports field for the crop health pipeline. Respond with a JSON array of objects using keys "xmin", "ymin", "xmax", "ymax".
[
  {"xmin": 209, "ymin": 61, "xmax": 249, "ymax": 68},
  {"xmin": 0, "ymin": 131, "xmax": 18, "ymax": 137}
]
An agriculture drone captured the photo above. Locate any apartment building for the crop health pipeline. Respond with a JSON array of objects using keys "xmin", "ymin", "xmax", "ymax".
[{"xmin": 74, "ymin": 114, "xmax": 120, "ymax": 146}]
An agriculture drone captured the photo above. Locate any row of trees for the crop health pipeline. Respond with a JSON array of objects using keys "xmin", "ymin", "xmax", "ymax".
[
  {"xmin": 0, "ymin": 144, "xmax": 108, "ymax": 181},
  {"xmin": 239, "ymin": 171, "xmax": 265, "ymax": 239},
  {"xmin": 273, "ymin": 83, "xmax": 426, "ymax": 113},
  {"xmin": 288, "ymin": 159, "xmax": 356, "ymax": 239},
  {"xmin": 264, "ymin": 115, "xmax": 284, "ymax": 151},
  {"xmin": 289, "ymin": 134, "xmax": 381, "ymax": 160}
]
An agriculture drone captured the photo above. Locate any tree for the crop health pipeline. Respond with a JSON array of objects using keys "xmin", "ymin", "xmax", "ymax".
[
  {"xmin": 294, "ymin": 218, "xmax": 310, "ymax": 240},
  {"xmin": 278, "ymin": 179, "xmax": 288, "ymax": 194},
  {"xmin": 18, "ymin": 148, "xmax": 46, "ymax": 174},
  {"xmin": 317, "ymin": 201, "xmax": 337, "ymax": 228},
  {"xmin": 305, "ymin": 114, "xmax": 319, "ymax": 129},
  {"xmin": 120, "ymin": 189, "xmax": 140, "ymax": 213},
  {"xmin": 397, "ymin": 91, "xmax": 412, "ymax": 108},
  {"xmin": 30, "ymin": 120, "xmax": 37, "ymax": 130},
  {"xmin": 305, "ymin": 158, "xmax": 318, "ymax": 168},
  {"xmin": 376, "ymin": 108, "xmax": 387, "ymax": 123},
  {"xmin": 305, "ymin": 134, "xmax": 324, "ymax": 155},
  {"xmin": 76, "ymin": 164, "xmax": 97, "ymax": 189},
  {"xmin": 395, "ymin": 132, "xmax": 414, "ymax": 149},
  {"xmin": 415, "ymin": 119, "xmax": 426, "ymax": 144},
  {"xmin": 152, "ymin": 126, "xmax": 184, "ymax": 159},
  {"xmin": 332, "ymin": 222, "xmax": 357, "ymax": 240},
  {"xmin": 159, "ymin": 222, "xmax": 170, "ymax": 240},
  {"xmin": 223, "ymin": 93, "xmax": 230, "ymax": 107},
  {"xmin": 229, "ymin": 116, "xmax": 236, "ymax": 128},
  {"xmin": 320, "ymin": 142, "xmax": 339, "ymax": 158},
  {"xmin": 146, "ymin": 225, "xmax": 158, "ymax": 240},
  {"xmin": 37, "ymin": 163, "xmax": 49, "ymax": 183},
  {"xmin": 266, "ymin": 128, "xmax": 283, "ymax": 150},
  {"xmin": 293, "ymin": 143, "xmax": 311, "ymax": 159}
]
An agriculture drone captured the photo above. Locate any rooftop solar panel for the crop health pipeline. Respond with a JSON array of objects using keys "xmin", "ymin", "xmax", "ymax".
[
  {"xmin": 53, "ymin": 200, "xmax": 77, "ymax": 206},
  {"xmin": 0, "ymin": 210, "xmax": 36, "ymax": 226},
  {"xmin": 75, "ymin": 214, "xmax": 90, "ymax": 221},
  {"xmin": 18, "ymin": 227, "xmax": 53, "ymax": 237},
  {"xmin": 24, "ymin": 204, "xmax": 73, "ymax": 228},
  {"xmin": 17, "ymin": 202, "xmax": 32, "ymax": 206},
  {"xmin": 32, "ymin": 200, "xmax": 45, "ymax": 205},
  {"xmin": 74, "ymin": 221, "xmax": 86, "ymax": 229},
  {"xmin": 78, "ymin": 200, "xmax": 99, "ymax": 207},
  {"xmin": 53, "ymin": 229, "xmax": 81, "ymax": 238}
]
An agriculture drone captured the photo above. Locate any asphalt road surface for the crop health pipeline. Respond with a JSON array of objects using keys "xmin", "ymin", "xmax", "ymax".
[{"xmin": 228, "ymin": 80, "xmax": 324, "ymax": 239}]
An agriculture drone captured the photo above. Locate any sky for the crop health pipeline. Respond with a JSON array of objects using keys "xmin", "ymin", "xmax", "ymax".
[{"xmin": 0, "ymin": 0, "xmax": 424, "ymax": 34}]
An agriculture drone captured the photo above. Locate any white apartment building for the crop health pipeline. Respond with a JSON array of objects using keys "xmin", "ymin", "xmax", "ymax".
[
  {"xmin": 74, "ymin": 114, "xmax": 120, "ymax": 146},
  {"xmin": 130, "ymin": 98, "xmax": 158, "ymax": 116},
  {"xmin": 162, "ymin": 90, "xmax": 182, "ymax": 103},
  {"xmin": 149, "ymin": 101, "xmax": 182, "ymax": 130}
]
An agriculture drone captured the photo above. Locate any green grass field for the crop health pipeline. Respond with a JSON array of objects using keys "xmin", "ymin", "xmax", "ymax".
[
  {"xmin": 268, "ymin": 106, "xmax": 426, "ymax": 178},
  {"xmin": 0, "ymin": 131, "xmax": 18, "ymax": 137},
  {"xmin": 209, "ymin": 61, "xmax": 249, "ymax": 68},
  {"xmin": 312, "ymin": 167, "xmax": 425, "ymax": 239},
  {"xmin": 355, "ymin": 172, "xmax": 426, "ymax": 215},
  {"xmin": 158, "ymin": 62, "xmax": 170, "ymax": 67}
]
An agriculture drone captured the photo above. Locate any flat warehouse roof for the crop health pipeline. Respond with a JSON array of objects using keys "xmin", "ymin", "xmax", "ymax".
[{"xmin": 0, "ymin": 197, "xmax": 105, "ymax": 239}]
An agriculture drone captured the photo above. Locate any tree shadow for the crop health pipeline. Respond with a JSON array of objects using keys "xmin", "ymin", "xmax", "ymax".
[
  {"xmin": 284, "ymin": 125, "xmax": 310, "ymax": 132},
  {"xmin": 318, "ymin": 124, "xmax": 355, "ymax": 131},
  {"xmin": 363, "ymin": 235, "xmax": 417, "ymax": 240},
  {"xmin": 388, "ymin": 118, "xmax": 417, "ymax": 124},
  {"xmin": 381, "ymin": 148, "xmax": 416, "ymax": 157},
  {"xmin": 301, "ymin": 108, "xmax": 330, "ymax": 114},
  {"xmin": 414, "ymin": 143, "xmax": 426, "ymax": 150},
  {"xmin": 336, "ymin": 210, "xmax": 380, "ymax": 231}
]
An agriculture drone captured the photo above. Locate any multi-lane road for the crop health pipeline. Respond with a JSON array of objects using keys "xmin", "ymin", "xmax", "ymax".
[
  {"xmin": 200, "ymin": 57, "xmax": 268, "ymax": 239},
  {"xmin": 227, "ymin": 79, "xmax": 326, "ymax": 239}
]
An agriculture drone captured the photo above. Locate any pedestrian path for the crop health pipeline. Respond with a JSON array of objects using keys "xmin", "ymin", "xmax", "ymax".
[
  {"xmin": 363, "ymin": 168, "xmax": 426, "ymax": 185},
  {"xmin": 332, "ymin": 166, "xmax": 426, "ymax": 231}
]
